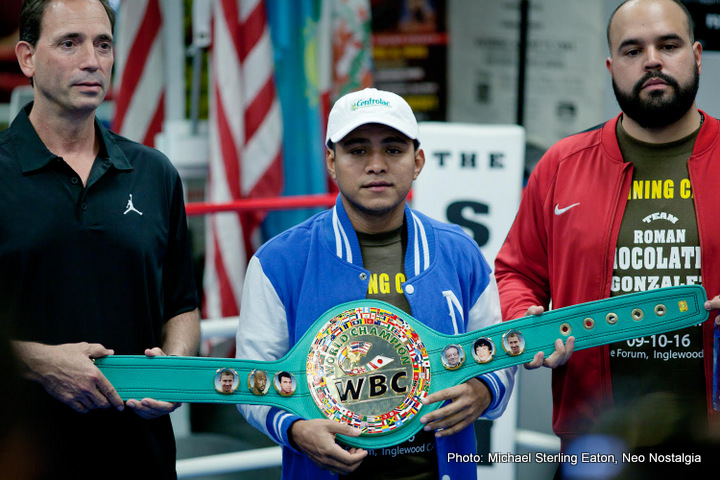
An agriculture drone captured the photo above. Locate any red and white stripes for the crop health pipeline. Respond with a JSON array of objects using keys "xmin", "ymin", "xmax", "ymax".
[
  {"xmin": 203, "ymin": 0, "xmax": 283, "ymax": 319},
  {"xmin": 112, "ymin": 0, "xmax": 165, "ymax": 147}
]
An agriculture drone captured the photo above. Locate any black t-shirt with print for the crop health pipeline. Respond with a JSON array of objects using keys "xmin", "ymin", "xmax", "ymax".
[
  {"xmin": 609, "ymin": 119, "xmax": 705, "ymax": 409},
  {"xmin": 342, "ymin": 224, "xmax": 439, "ymax": 480}
]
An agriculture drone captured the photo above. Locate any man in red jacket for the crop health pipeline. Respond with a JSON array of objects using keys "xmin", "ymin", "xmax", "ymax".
[{"xmin": 495, "ymin": 0, "xmax": 720, "ymax": 473}]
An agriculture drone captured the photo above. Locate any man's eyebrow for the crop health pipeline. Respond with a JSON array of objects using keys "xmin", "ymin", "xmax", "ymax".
[
  {"xmin": 52, "ymin": 31, "xmax": 82, "ymax": 42},
  {"xmin": 53, "ymin": 32, "xmax": 114, "ymax": 43},
  {"xmin": 339, "ymin": 137, "xmax": 371, "ymax": 148},
  {"xmin": 617, "ymin": 33, "xmax": 683, "ymax": 51},
  {"xmin": 381, "ymin": 136, "xmax": 410, "ymax": 144}
]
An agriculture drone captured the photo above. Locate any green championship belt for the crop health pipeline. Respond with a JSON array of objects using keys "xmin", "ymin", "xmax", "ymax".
[{"xmin": 96, "ymin": 285, "xmax": 708, "ymax": 448}]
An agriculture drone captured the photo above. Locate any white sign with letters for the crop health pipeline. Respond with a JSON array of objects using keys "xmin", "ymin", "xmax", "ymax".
[{"xmin": 412, "ymin": 122, "xmax": 525, "ymax": 265}]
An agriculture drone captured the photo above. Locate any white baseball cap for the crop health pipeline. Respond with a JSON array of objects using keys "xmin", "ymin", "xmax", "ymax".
[{"xmin": 325, "ymin": 88, "xmax": 419, "ymax": 146}]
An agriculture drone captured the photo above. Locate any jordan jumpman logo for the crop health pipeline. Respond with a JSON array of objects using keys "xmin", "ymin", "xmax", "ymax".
[{"xmin": 123, "ymin": 194, "xmax": 143, "ymax": 216}]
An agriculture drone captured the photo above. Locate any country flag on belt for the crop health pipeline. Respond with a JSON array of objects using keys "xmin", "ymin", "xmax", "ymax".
[
  {"xmin": 344, "ymin": 354, "xmax": 394, "ymax": 376},
  {"xmin": 366, "ymin": 354, "xmax": 393, "ymax": 371},
  {"xmin": 203, "ymin": 0, "xmax": 283, "ymax": 322},
  {"xmin": 112, "ymin": 0, "xmax": 164, "ymax": 147},
  {"xmin": 337, "ymin": 343, "xmax": 363, "ymax": 366},
  {"xmin": 348, "ymin": 341, "xmax": 372, "ymax": 356}
]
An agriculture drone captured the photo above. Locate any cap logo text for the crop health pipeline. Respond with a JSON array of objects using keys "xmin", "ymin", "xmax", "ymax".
[{"xmin": 351, "ymin": 97, "xmax": 391, "ymax": 111}]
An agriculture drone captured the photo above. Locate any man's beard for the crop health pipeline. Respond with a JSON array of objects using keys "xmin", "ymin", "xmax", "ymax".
[{"xmin": 612, "ymin": 66, "xmax": 699, "ymax": 129}]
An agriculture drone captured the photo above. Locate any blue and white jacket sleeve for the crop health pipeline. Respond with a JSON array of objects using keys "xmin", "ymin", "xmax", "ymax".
[
  {"xmin": 235, "ymin": 256, "xmax": 302, "ymax": 449},
  {"xmin": 469, "ymin": 273, "xmax": 516, "ymax": 419}
]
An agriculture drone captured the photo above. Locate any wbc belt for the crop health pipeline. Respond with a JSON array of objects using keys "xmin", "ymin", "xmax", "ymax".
[{"xmin": 96, "ymin": 285, "xmax": 708, "ymax": 448}]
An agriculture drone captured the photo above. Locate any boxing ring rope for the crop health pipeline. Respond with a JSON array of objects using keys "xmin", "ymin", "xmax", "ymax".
[
  {"xmin": 184, "ymin": 192, "xmax": 338, "ymax": 216},
  {"xmin": 175, "ymin": 193, "xmax": 560, "ymax": 478}
]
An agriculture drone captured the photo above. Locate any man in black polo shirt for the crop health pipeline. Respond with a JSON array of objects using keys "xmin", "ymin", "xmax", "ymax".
[{"xmin": 1, "ymin": 1, "xmax": 200, "ymax": 478}]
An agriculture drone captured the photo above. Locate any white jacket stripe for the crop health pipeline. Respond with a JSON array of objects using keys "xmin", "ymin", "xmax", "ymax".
[
  {"xmin": 332, "ymin": 206, "xmax": 353, "ymax": 262},
  {"xmin": 410, "ymin": 212, "xmax": 432, "ymax": 275}
]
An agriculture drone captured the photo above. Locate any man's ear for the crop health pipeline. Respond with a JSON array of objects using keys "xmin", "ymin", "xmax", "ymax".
[
  {"xmin": 413, "ymin": 148, "xmax": 425, "ymax": 180},
  {"xmin": 694, "ymin": 41, "xmax": 703, "ymax": 75},
  {"xmin": 15, "ymin": 41, "xmax": 36, "ymax": 80},
  {"xmin": 326, "ymin": 147, "xmax": 337, "ymax": 180}
]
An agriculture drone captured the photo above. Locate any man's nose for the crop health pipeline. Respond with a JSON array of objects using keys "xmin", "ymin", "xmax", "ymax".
[
  {"xmin": 80, "ymin": 43, "xmax": 101, "ymax": 70},
  {"xmin": 366, "ymin": 151, "xmax": 388, "ymax": 173},
  {"xmin": 644, "ymin": 47, "xmax": 663, "ymax": 70}
]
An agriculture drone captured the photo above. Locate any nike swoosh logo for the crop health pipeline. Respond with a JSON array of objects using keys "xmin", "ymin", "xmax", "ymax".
[{"xmin": 554, "ymin": 203, "xmax": 580, "ymax": 215}]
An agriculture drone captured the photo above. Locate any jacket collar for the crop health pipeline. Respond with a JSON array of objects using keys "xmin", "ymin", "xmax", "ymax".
[
  {"xmin": 601, "ymin": 114, "xmax": 625, "ymax": 164},
  {"xmin": 11, "ymin": 102, "xmax": 132, "ymax": 174},
  {"xmin": 603, "ymin": 109, "xmax": 719, "ymax": 163},
  {"xmin": 328, "ymin": 195, "xmax": 434, "ymax": 278},
  {"xmin": 691, "ymin": 109, "xmax": 719, "ymax": 158}
]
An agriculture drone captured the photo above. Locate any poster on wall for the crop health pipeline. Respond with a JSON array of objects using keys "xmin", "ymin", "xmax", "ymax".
[
  {"xmin": 447, "ymin": 0, "xmax": 606, "ymax": 150},
  {"xmin": 370, "ymin": 0, "xmax": 447, "ymax": 121}
]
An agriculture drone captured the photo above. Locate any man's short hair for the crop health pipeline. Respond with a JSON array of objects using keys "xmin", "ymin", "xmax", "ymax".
[
  {"xmin": 606, "ymin": 0, "xmax": 695, "ymax": 51},
  {"xmin": 19, "ymin": 0, "xmax": 116, "ymax": 47},
  {"xmin": 278, "ymin": 371, "xmax": 292, "ymax": 382}
]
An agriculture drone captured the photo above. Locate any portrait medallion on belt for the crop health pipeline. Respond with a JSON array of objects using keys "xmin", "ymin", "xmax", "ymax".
[{"xmin": 214, "ymin": 368, "xmax": 240, "ymax": 395}]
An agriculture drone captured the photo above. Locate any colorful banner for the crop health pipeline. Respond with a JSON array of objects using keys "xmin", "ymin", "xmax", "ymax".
[{"xmin": 263, "ymin": 0, "xmax": 329, "ymax": 237}]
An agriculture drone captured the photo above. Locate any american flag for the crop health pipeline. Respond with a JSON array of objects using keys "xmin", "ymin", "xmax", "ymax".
[
  {"xmin": 338, "ymin": 341, "xmax": 372, "ymax": 367},
  {"xmin": 348, "ymin": 341, "xmax": 372, "ymax": 356},
  {"xmin": 112, "ymin": 0, "xmax": 165, "ymax": 147},
  {"xmin": 203, "ymin": 0, "xmax": 283, "ymax": 320}
]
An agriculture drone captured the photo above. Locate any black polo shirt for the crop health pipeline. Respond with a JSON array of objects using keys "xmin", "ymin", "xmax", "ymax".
[{"xmin": 0, "ymin": 104, "xmax": 198, "ymax": 479}]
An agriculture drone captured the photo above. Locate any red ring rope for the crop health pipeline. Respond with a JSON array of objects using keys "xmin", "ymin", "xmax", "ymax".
[{"xmin": 185, "ymin": 193, "xmax": 338, "ymax": 216}]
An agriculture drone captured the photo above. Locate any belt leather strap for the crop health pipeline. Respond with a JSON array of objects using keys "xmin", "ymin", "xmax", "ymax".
[{"xmin": 96, "ymin": 285, "xmax": 708, "ymax": 448}]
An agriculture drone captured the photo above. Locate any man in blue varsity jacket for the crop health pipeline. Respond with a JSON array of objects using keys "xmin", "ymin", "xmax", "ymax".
[{"xmin": 235, "ymin": 88, "xmax": 515, "ymax": 480}]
